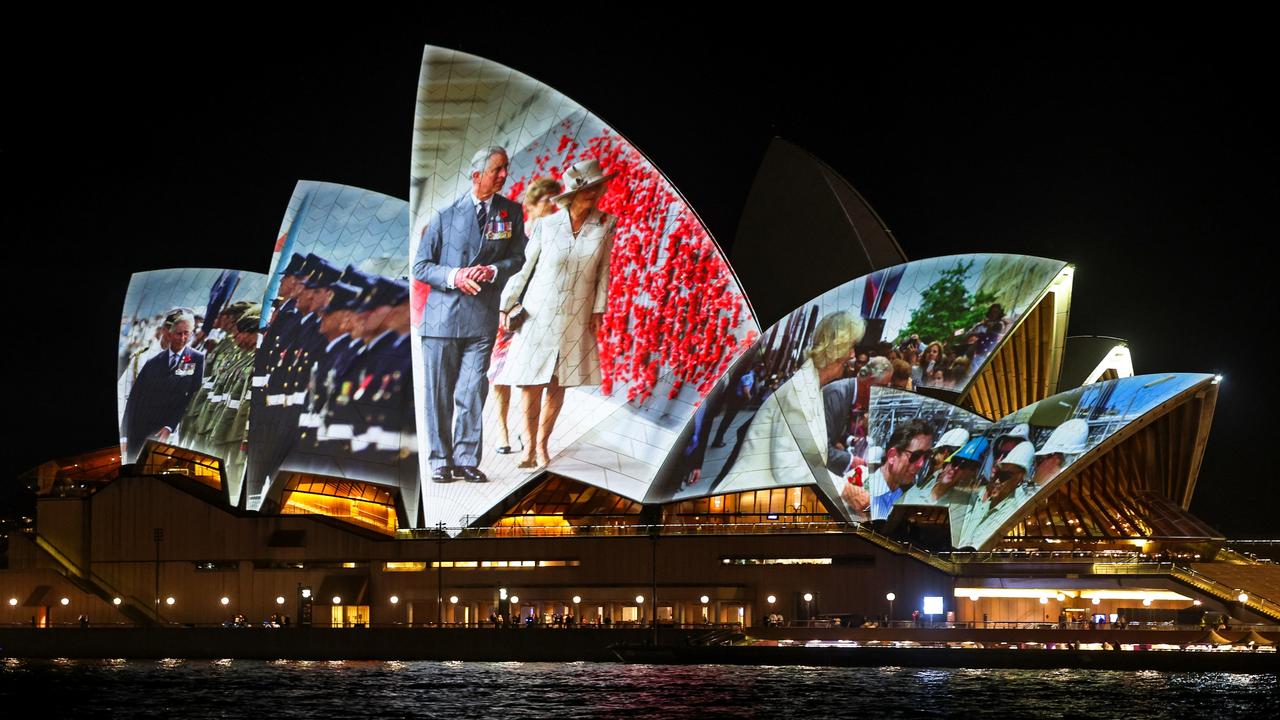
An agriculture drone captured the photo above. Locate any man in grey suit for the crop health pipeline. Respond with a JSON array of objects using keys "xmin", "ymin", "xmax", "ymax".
[{"xmin": 415, "ymin": 146, "xmax": 527, "ymax": 483}]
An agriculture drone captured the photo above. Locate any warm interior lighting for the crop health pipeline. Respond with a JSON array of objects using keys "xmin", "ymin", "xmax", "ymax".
[
  {"xmin": 449, "ymin": 596, "xmax": 459, "ymax": 604},
  {"xmin": 572, "ymin": 596, "xmax": 581, "ymax": 604},
  {"xmin": 1092, "ymin": 598, "xmax": 1101, "ymax": 605},
  {"xmin": 510, "ymin": 596, "xmax": 519, "ymax": 604},
  {"xmin": 767, "ymin": 595, "xmax": 777, "ymax": 604},
  {"xmin": 301, "ymin": 588, "xmax": 312, "ymax": 599},
  {"xmin": 220, "ymin": 597, "xmax": 230, "ymax": 606},
  {"xmin": 1193, "ymin": 600, "xmax": 1202, "ymax": 606},
  {"xmin": 389, "ymin": 596, "xmax": 399, "ymax": 605},
  {"xmin": 281, "ymin": 489, "xmax": 397, "ymax": 536},
  {"xmin": 112, "ymin": 598, "xmax": 122, "ymax": 606},
  {"xmin": 1055, "ymin": 593, "xmax": 1066, "ymax": 602},
  {"xmin": 7, "ymin": 598, "xmax": 16, "ymax": 606},
  {"xmin": 384, "ymin": 562, "xmax": 428, "ymax": 572},
  {"xmin": 276, "ymin": 596, "xmax": 286, "ymax": 605},
  {"xmin": 885, "ymin": 592, "xmax": 895, "ymax": 602},
  {"xmin": 60, "ymin": 598, "xmax": 70, "ymax": 606},
  {"xmin": 700, "ymin": 596, "xmax": 710, "ymax": 604},
  {"xmin": 803, "ymin": 593, "xmax": 814, "ymax": 602},
  {"xmin": 1039, "ymin": 597, "xmax": 1049, "ymax": 604},
  {"xmin": 165, "ymin": 597, "xmax": 175, "ymax": 606},
  {"xmin": 635, "ymin": 595, "xmax": 645, "ymax": 604},
  {"xmin": 1238, "ymin": 593, "xmax": 1249, "ymax": 603},
  {"xmin": 332, "ymin": 596, "xmax": 342, "ymax": 605}
]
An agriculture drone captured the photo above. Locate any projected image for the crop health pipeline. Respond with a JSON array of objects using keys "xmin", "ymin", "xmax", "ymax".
[
  {"xmin": 648, "ymin": 254, "xmax": 1064, "ymax": 505},
  {"xmin": 411, "ymin": 47, "xmax": 755, "ymax": 527},
  {"xmin": 117, "ymin": 269, "xmax": 268, "ymax": 474},
  {"xmin": 246, "ymin": 182, "xmax": 418, "ymax": 521},
  {"xmin": 951, "ymin": 373, "xmax": 1212, "ymax": 550},
  {"xmin": 857, "ymin": 387, "xmax": 991, "ymax": 524}
]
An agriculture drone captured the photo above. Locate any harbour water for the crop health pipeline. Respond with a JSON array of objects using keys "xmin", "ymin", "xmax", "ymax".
[{"xmin": 2, "ymin": 659, "xmax": 1276, "ymax": 718}]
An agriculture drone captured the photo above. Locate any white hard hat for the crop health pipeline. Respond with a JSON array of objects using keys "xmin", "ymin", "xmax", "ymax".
[
  {"xmin": 1036, "ymin": 418, "xmax": 1089, "ymax": 456},
  {"xmin": 999, "ymin": 441, "xmax": 1037, "ymax": 475},
  {"xmin": 934, "ymin": 427, "xmax": 970, "ymax": 450},
  {"xmin": 1000, "ymin": 423, "xmax": 1031, "ymax": 441}
]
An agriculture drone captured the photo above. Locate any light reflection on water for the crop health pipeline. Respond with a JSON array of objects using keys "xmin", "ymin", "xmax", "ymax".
[{"xmin": 0, "ymin": 661, "xmax": 1276, "ymax": 718}]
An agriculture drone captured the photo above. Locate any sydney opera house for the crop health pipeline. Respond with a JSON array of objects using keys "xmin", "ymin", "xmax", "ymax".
[{"xmin": 4, "ymin": 47, "xmax": 1277, "ymax": 634}]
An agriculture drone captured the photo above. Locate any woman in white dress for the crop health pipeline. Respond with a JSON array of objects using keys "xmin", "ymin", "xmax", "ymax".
[
  {"xmin": 489, "ymin": 177, "xmax": 562, "ymax": 456},
  {"xmin": 496, "ymin": 159, "xmax": 617, "ymax": 468}
]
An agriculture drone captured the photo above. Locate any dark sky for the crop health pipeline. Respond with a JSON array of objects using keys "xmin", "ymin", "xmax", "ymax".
[{"xmin": 9, "ymin": 21, "xmax": 1277, "ymax": 535}]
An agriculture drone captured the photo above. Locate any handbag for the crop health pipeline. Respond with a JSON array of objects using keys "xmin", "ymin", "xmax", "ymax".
[{"xmin": 506, "ymin": 302, "xmax": 527, "ymax": 332}]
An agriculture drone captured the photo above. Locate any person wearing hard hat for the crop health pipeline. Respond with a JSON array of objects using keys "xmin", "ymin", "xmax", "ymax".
[
  {"xmin": 960, "ymin": 440, "xmax": 1036, "ymax": 548},
  {"xmin": 902, "ymin": 433, "xmax": 985, "ymax": 507},
  {"xmin": 981, "ymin": 422, "xmax": 1030, "ymax": 481},
  {"xmin": 927, "ymin": 426, "xmax": 970, "ymax": 475},
  {"xmin": 1032, "ymin": 418, "xmax": 1090, "ymax": 488}
]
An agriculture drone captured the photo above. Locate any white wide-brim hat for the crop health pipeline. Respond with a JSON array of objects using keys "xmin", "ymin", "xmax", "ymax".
[{"xmin": 552, "ymin": 158, "xmax": 619, "ymax": 206}]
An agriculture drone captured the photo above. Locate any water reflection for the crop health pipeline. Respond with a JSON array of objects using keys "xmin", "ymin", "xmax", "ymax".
[{"xmin": 0, "ymin": 661, "xmax": 1275, "ymax": 718}]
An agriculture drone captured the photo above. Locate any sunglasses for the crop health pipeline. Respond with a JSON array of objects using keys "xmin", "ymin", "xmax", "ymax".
[{"xmin": 907, "ymin": 449, "xmax": 931, "ymax": 464}]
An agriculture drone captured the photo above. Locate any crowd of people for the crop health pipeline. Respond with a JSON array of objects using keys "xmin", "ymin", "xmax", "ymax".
[
  {"xmin": 837, "ymin": 413, "xmax": 1092, "ymax": 547},
  {"xmin": 246, "ymin": 252, "xmax": 415, "ymax": 503}
]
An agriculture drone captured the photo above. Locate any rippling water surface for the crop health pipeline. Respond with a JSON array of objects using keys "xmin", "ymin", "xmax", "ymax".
[{"xmin": 2, "ymin": 660, "xmax": 1276, "ymax": 718}]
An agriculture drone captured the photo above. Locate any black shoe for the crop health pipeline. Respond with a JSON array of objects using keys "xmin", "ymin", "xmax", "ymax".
[
  {"xmin": 496, "ymin": 436, "xmax": 524, "ymax": 455},
  {"xmin": 457, "ymin": 466, "xmax": 488, "ymax": 483},
  {"xmin": 432, "ymin": 466, "xmax": 457, "ymax": 483}
]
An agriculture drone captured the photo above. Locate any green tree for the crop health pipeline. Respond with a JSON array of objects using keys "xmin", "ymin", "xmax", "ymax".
[{"xmin": 897, "ymin": 260, "xmax": 999, "ymax": 345}]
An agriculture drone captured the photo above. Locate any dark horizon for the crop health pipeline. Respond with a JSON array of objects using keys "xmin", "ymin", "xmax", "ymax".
[{"xmin": 9, "ymin": 21, "xmax": 1276, "ymax": 535}]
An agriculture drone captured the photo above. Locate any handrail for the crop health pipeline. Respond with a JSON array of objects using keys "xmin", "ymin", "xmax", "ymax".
[
  {"xmin": 1170, "ymin": 565, "xmax": 1280, "ymax": 621},
  {"xmin": 33, "ymin": 534, "xmax": 164, "ymax": 625}
]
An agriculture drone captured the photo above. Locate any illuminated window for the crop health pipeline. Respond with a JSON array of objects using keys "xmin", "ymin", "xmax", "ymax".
[
  {"xmin": 429, "ymin": 559, "xmax": 579, "ymax": 570},
  {"xmin": 384, "ymin": 562, "xmax": 427, "ymax": 572},
  {"xmin": 722, "ymin": 558, "xmax": 834, "ymax": 566}
]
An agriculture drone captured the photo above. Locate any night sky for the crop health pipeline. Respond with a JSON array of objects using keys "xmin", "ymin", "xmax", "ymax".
[{"xmin": 9, "ymin": 21, "xmax": 1276, "ymax": 535}]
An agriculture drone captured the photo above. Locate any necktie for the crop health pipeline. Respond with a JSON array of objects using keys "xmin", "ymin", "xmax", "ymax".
[
  {"xmin": 476, "ymin": 200, "xmax": 488, "ymax": 230},
  {"xmin": 169, "ymin": 352, "xmax": 179, "ymax": 370}
]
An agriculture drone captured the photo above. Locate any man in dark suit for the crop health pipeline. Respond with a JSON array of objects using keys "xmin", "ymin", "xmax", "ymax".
[
  {"xmin": 414, "ymin": 146, "xmax": 526, "ymax": 483},
  {"xmin": 121, "ymin": 307, "xmax": 206, "ymax": 462}
]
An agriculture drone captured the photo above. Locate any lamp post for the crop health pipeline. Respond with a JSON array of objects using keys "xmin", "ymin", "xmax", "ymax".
[
  {"xmin": 886, "ymin": 592, "xmax": 896, "ymax": 626},
  {"xmin": 152, "ymin": 527, "xmax": 164, "ymax": 621},
  {"xmin": 803, "ymin": 592, "xmax": 814, "ymax": 625},
  {"xmin": 436, "ymin": 521, "xmax": 446, "ymax": 627}
]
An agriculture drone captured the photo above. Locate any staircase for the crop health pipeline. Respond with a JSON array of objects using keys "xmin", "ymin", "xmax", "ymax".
[{"xmin": 33, "ymin": 534, "xmax": 163, "ymax": 626}]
